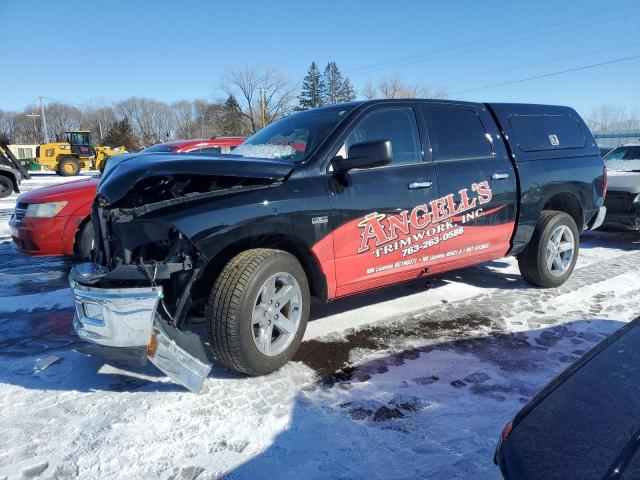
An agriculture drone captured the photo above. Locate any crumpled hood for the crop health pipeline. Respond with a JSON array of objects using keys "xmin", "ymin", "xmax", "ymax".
[
  {"xmin": 606, "ymin": 170, "xmax": 640, "ymax": 194},
  {"xmin": 97, "ymin": 152, "xmax": 294, "ymax": 204}
]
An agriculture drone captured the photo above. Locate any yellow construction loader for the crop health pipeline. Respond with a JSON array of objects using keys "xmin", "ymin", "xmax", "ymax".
[{"xmin": 35, "ymin": 131, "xmax": 126, "ymax": 176}]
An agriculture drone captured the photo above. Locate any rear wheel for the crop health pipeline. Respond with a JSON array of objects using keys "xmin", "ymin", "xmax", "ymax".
[
  {"xmin": 206, "ymin": 248, "xmax": 310, "ymax": 375},
  {"xmin": 518, "ymin": 210, "xmax": 579, "ymax": 287},
  {"xmin": 75, "ymin": 219, "xmax": 94, "ymax": 260},
  {"xmin": 58, "ymin": 157, "xmax": 80, "ymax": 176},
  {"xmin": 0, "ymin": 175, "xmax": 12, "ymax": 199}
]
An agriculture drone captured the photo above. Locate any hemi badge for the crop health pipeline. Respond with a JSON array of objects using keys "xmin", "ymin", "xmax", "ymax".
[{"xmin": 312, "ymin": 216, "xmax": 328, "ymax": 225}]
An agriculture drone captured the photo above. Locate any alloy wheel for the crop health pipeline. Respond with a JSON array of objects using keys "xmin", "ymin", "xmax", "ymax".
[
  {"xmin": 251, "ymin": 272, "xmax": 302, "ymax": 357},
  {"xmin": 546, "ymin": 225, "xmax": 575, "ymax": 277}
]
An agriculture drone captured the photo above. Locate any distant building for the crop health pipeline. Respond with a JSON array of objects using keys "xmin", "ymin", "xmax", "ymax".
[
  {"xmin": 593, "ymin": 132, "xmax": 640, "ymax": 149},
  {"xmin": 7, "ymin": 144, "xmax": 37, "ymax": 160}
]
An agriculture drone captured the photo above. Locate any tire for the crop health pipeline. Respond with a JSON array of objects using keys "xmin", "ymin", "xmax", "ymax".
[
  {"xmin": 518, "ymin": 210, "xmax": 580, "ymax": 288},
  {"xmin": 58, "ymin": 157, "xmax": 80, "ymax": 176},
  {"xmin": 98, "ymin": 155, "xmax": 111, "ymax": 173},
  {"xmin": 206, "ymin": 248, "xmax": 310, "ymax": 375},
  {"xmin": 0, "ymin": 175, "xmax": 12, "ymax": 199},
  {"xmin": 75, "ymin": 219, "xmax": 94, "ymax": 260}
]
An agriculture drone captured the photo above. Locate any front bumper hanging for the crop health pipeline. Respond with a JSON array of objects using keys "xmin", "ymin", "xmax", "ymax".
[{"xmin": 70, "ymin": 262, "xmax": 212, "ymax": 391}]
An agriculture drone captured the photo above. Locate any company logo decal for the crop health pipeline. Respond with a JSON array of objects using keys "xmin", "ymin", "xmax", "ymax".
[{"xmin": 356, "ymin": 180, "xmax": 496, "ymax": 258}]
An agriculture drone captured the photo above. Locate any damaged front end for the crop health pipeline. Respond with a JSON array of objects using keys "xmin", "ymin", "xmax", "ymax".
[
  {"xmin": 70, "ymin": 201, "xmax": 213, "ymax": 391},
  {"xmin": 69, "ymin": 154, "xmax": 291, "ymax": 391}
]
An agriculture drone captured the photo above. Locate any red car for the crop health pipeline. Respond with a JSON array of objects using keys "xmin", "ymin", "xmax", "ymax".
[{"xmin": 9, "ymin": 137, "xmax": 244, "ymax": 258}]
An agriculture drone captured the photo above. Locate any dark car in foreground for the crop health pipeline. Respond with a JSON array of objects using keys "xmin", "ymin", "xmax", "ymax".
[
  {"xmin": 495, "ymin": 316, "xmax": 640, "ymax": 479},
  {"xmin": 69, "ymin": 99, "xmax": 606, "ymax": 390}
]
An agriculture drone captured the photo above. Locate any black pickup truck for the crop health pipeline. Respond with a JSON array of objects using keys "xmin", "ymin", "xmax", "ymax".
[{"xmin": 69, "ymin": 99, "xmax": 606, "ymax": 390}]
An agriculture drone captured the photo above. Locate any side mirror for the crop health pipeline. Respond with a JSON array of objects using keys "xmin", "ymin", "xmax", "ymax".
[{"xmin": 332, "ymin": 140, "xmax": 392, "ymax": 173}]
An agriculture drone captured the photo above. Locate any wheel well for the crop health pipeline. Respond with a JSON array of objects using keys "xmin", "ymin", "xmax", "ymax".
[
  {"xmin": 543, "ymin": 193, "xmax": 583, "ymax": 231},
  {"xmin": 190, "ymin": 235, "xmax": 327, "ymax": 313}
]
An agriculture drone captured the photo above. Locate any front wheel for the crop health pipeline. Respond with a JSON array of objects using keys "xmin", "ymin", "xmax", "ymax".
[
  {"xmin": 0, "ymin": 175, "xmax": 12, "ymax": 199},
  {"xmin": 75, "ymin": 219, "xmax": 94, "ymax": 260},
  {"xmin": 58, "ymin": 157, "xmax": 80, "ymax": 176},
  {"xmin": 518, "ymin": 210, "xmax": 579, "ymax": 288},
  {"xmin": 206, "ymin": 249, "xmax": 310, "ymax": 375}
]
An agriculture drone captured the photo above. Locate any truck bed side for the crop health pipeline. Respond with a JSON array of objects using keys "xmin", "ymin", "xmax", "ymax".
[{"xmin": 485, "ymin": 103, "xmax": 605, "ymax": 254}]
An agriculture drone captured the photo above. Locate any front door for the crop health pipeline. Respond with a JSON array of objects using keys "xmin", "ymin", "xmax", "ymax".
[
  {"xmin": 325, "ymin": 104, "xmax": 442, "ymax": 297},
  {"xmin": 419, "ymin": 103, "xmax": 518, "ymax": 272}
]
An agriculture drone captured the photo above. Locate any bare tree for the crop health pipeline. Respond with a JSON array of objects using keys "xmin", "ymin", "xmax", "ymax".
[
  {"xmin": 8, "ymin": 110, "xmax": 41, "ymax": 144},
  {"xmin": 81, "ymin": 106, "xmax": 117, "ymax": 144},
  {"xmin": 172, "ymin": 101, "xmax": 197, "ymax": 139},
  {"xmin": 220, "ymin": 66, "xmax": 297, "ymax": 133},
  {"xmin": 0, "ymin": 110, "xmax": 17, "ymax": 143},
  {"xmin": 44, "ymin": 103, "xmax": 82, "ymax": 141},
  {"xmin": 364, "ymin": 75, "xmax": 447, "ymax": 99},
  {"xmin": 586, "ymin": 105, "xmax": 640, "ymax": 133},
  {"xmin": 116, "ymin": 97, "xmax": 177, "ymax": 146},
  {"xmin": 362, "ymin": 82, "xmax": 377, "ymax": 100},
  {"xmin": 193, "ymin": 100, "xmax": 226, "ymax": 138}
]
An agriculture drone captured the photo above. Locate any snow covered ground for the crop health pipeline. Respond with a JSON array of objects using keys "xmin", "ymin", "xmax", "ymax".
[{"xmin": 1, "ymin": 174, "xmax": 639, "ymax": 479}]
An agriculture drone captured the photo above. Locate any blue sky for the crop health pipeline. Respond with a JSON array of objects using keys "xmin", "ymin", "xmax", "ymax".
[{"xmin": 1, "ymin": 0, "xmax": 639, "ymax": 116}]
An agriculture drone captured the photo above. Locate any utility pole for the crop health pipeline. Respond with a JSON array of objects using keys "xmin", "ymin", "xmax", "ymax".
[
  {"xmin": 26, "ymin": 112, "xmax": 40, "ymax": 144},
  {"xmin": 39, "ymin": 97, "xmax": 49, "ymax": 143},
  {"xmin": 258, "ymin": 88, "xmax": 268, "ymax": 129}
]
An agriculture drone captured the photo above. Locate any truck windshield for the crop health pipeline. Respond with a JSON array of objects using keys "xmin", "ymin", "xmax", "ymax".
[
  {"xmin": 233, "ymin": 106, "xmax": 354, "ymax": 162},
  {"xmin": 604, "ymin": 146, "xmax": 640, "ymax": 171}
]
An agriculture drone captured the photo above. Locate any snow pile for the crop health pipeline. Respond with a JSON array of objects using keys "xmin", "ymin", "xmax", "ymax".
[{"xmin": 1, "ymin": 181, "xmax": 639, "ymax": 478}]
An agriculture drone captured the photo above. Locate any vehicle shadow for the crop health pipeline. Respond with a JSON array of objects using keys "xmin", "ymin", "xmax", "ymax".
[
  {"xmin": 310, "ymin": 260, "xmax": 526, "ymax": 321},
  {"xmin": 0, "ymin": 258, "xmax": 533, "ymax": 394},
  {"xmin": 580, "ymin": 230, "xmax": 640, "ymax": 250},
  {"xmin": 224, "ymin": 317, "xmax": 627, "ymax": 480}
]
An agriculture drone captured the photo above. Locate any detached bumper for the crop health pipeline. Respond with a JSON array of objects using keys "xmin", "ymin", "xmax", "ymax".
[
  {"xmin": 72, "ymin": 282, "xmax": 161, "ymax": 347},
  {"xmin": 70, "ymin": 263, "xmax": 211, "ymax": 391}
]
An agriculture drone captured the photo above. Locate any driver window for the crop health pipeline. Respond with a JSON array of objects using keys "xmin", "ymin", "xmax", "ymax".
[{"xmin": 342, "ymin": 107, "xmax": 421, "ymax": 165}]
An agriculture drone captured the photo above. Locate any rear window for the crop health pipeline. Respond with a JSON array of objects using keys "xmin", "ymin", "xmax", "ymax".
[
  {"xmin": 196, "ymin": 146, "xmax": 222, "ymax": 154},
  {"xmin": 141, "ymin": 145, "xmax": 175, "ymax": 153},
  {"xmin": 510, "ymin": 114, "xmax": 586, "ymax": 152},
  {"xmin": 422, "ymin": 106, "xmax": 493, "ymax": 160}
]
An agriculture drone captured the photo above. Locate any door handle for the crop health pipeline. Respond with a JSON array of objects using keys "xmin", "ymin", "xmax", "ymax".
[
  {"xmin": 492, "ymin": 173, "xmax": 510, "ymax": 180},
  {"xmin": 408, "ymin": 181, "xmax": 433, "ymax": 190}
]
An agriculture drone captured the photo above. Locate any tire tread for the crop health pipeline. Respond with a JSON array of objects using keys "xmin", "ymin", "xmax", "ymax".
[
  {"xmin": 206, "ymin": 248, "xmax": 284, "ymax": 375},
  {"xmin": 518, "ymin": 210, "xmax": 578, "ymax": 287}
]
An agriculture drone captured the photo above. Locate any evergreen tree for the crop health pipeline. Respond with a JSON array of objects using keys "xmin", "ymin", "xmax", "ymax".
[
  {"xmin": 104, "ymin": 116, "xmax": 139, "ymax": 151},
  {"xmin": 321, "ymin": 62, "xmax": 357, "ymax": 104},
  {"xmin": 296, "ymin": 62, "xmax": 325, "ymax": 111},
  {"xmin": 220, "ymin": 95, "xmax": 244, "ymax": 135},
  {"xmin": 339, "ymin": 77, "xmax": 357, "ymax": 102},
  {"xmin": 322, "ymin": 62, "xmax": 344, "ymax": 105}
]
